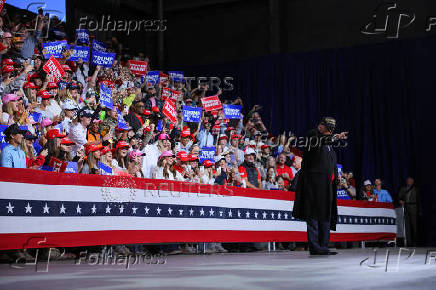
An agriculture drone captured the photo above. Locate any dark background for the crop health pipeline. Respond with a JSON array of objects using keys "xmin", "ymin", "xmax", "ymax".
[{"xmin": 63, "ymin": 0, "xmax": 435, "ymax": 245}]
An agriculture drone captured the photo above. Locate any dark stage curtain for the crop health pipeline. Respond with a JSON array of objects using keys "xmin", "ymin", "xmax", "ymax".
[{"xmin": 181, "ymin": 35, "xmax": 436, "ymax": 245}]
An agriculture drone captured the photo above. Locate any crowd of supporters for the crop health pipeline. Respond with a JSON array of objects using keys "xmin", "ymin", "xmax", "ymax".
[{"xmin": 0, "ymin": 6, "xmax": 396, "ymax": 259}]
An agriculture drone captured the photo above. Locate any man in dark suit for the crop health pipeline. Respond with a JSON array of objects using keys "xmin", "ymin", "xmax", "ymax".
[{"xmin": 292, "ymin": 117, "xmax": 347, "ymax": 255}]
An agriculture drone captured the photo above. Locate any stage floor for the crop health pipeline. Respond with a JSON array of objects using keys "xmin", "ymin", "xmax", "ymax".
[{"xmin": 0, "ymin": 248, "xmax": 435, "ymax": 289}]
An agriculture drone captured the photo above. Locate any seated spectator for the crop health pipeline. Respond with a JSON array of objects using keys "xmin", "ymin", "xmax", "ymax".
[
  {"xmin": 1, "ymin": 93, "xmax": 19, "ymax": 125},
  {"xmin": 127, "ymin": 149, "xmax": 145, "ymax": 177},
  {"xmin": 0, "ymin": 124, "xmax": 27, "ymax": 168},
  {"xmin": 43, "ymin": 129, "xmax": 67, "ymax": 166},
  {"xmin": 58, "ymin": 137, "xmax": 76, "ymax": 162},
  {"xmin": 112, "ymin": 141, "xmax": 130, "ymax": 171},
  {"xmin": 227, "ymin": 166, "xmax": 246, "ymax": 187},
  {"xmin": 277, "ymin": 176, "xmax": 287, "ymax": 191},
  {"xmin": 373, "ymin": 178, "xmax": 393, "ymax": 202},
  {"xmin": 238, "ymin": 147, "xmax": 262, "ymax": 190},
  {"xmin": 100, "ymin": 146, "xmax": 114, "ymax": 169}
]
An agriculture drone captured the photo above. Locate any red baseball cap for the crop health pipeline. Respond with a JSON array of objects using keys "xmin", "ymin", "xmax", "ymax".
[
  {"xmin": 46, "ymin": 129, "xmax": 66, "ymax": 140},
  {"xmin": 143, "ymin": 109, "xmax": 152, "ymax": 116},
  {"xmin": 62, "ymin": 64, "xmax": 71, "ymax": 71},
  {"xmin": 60, "ymin": 137, "xmax": 75, "ymax": 145},
  {"xmin": 261, "ymin": 144, "xmax": 270, "ymax": 150},
  {"xmin": 2, "ymin": 59, "xmax": 15, "ymax": 66},
  {"xmin": 116, "ymin": 140, "xmax": 130, "ymax": 150},
  {"xmin": 176, "ymin": 151, "xmax": 189, "ymax": 162},
  {"xmin": 23, "ymin": 82, "xmax": 37, "ymax": 89},
  {"xmin": 226, "ymin": 126, "xmax": 235, "ymax": 132},
  {"xmin": 37, "ymin": 90, "xmax": 51, "ymax": 99},
  {"xmin": 152, "ymin": 106, "xmax": 160, "ymax": 113},
  {"xmin": 231, "ymin": 134, "xmax": 242, "ymax": 139},
  {"xmin": 202, "ymin": 159, "xmax": 215, "ymax": 168},
  {"xmin": 180, "ymin": 129, "xmax": 191, "ymax": 138},
  {"xmin": 85, "ymin": 144, "xmax": 103, "ymax": 155},
  {"xmin": 2, "ymin": 65, "xmax": 14, "ymax": 73},
  {"xmin": 47, "ymin": 82, "xmax": 58, "ymax": 89},
  {"xmin": 188, "ymin": 154, "xmax": 198, "ymax": 161}
]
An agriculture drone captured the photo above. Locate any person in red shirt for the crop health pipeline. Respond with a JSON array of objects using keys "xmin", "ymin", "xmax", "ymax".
[{"xmin": 276, "ymin": 153, "xmax": 294, "ymax": 188}]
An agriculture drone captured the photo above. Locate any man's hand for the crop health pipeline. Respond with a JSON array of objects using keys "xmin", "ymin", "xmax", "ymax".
[
  {"xmin": 40, "ymin": 148, "xmax": 49, "ymax": 157},
  {"xmin": 334, "ymin": 132, "xmax": 348, "ymax": 140}
]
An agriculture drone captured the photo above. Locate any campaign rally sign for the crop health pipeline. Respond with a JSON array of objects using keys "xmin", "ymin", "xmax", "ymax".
[
  {"xmin": 92, "ymin": 40, "xmax": 106, "ymax": 52},
  {"xmin": 200, "ymin": 146, "xmax": 215, "ymax": 163},
  {"xmin": 33, "ymin": 140, "xmax": 42, "ymax": 154},
  {"xmin": 53, "ymin": 123, "xmax": 63, "ymax": 134},
  {"xmin": 76, "ymin": 29, "xmax": 89, "ymax": 44},
  {"xmin": 116, "ymin": 108, "xmax": 130, "ymax": 130},
  {"xmin": 99, "ymin": 162, "xmax": 113, "ymax": 175},
  {"xmin": 146, "ymin": 71, "xmax": 160, "ymax": 86},
  {"xmin": 0, "ymin": 125, "xmax": 8, "ymax": 150},
  {"xmin": 157, "ymin": 119, "xmax": 163, "ymax": 132},
  {"xmin": 67, "ymin": 45, "xmax": 90, "ymax": 62},
  {"xmin": 337, "ymin": 164, "xmax": 342, "ymax": 177},
  {"xmin": 171, "ymin": 89, "xmax": 183, "ymax": 101},
  {"xmin": 162, "ymin": 99, "xmax": 177, "ymax": 124},
  {"xmin": 29, "ymin": 112, "xmax": 42, "ymax": 124},
  {"xmin": 128, "ymin": 60, "xmax": 148, "ymax": 76},
  {"xmin": 42, "ymin": 40, "xmax": 67, "ymax": 59},
  {"xmin": 91, "ymin": 50, "xmax": 116, "ymax": 68},
  {"xmin": 48, "ymin": 157, "xmax": 67, "ymax": 173},
  {"xmin": 162, "ymin": 87, "xmax": 172, "ymax": 100},
  {"xmin": 43, "ymin": 55, "xmax": 65, "ymax": 82},
  {"xmin": 65, "ymin": 162, "xmax": 78, "ymax": 174},
  {"xmin": 168, "ymin": 71, "xmax": 184, "ymax": 82},
  {"xmin": 99, "ymin": 83, "xmax": 113, "ymax": 109},
  {"xmin": 337, "ymin": 189, "xmax": 351, "ymax": 200},
  {"xmin": 223, "ymin": 104, "xmax": 242, "ymax": 119},
  {"xmin": 201, "ymin": 95, "xmax": 222, "ymax": 111},
  {"xmin": 183, "ymin": 106, "xmax": 202, "ymax": 123}
]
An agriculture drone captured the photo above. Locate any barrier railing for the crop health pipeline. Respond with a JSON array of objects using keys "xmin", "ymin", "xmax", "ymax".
[{"xmin": 0, "ymin": 168, "xmax": 396, "ymax": 250}]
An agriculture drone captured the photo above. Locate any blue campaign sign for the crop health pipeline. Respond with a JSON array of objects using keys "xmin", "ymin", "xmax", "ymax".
[
  {"xmin": 99, "ymin": 83, "xmax": 113, "ymax": 109},
  {"xmin": 146, "ymin": 71, "xmax": 160, "ymax": 85},
  {"xmin": 157, "ymin": 119, "xmax": 163, "ymax": 131},
  {"xmin": 67, "ymin": 45, "xmax": 90, "ymax": 62},
  {"xmin": 33, "ymin": 140, "xmax": 43, "ymax": 154},
  {"xmin": 42, "ymin": 40, "xmax": 67, "ymax": 59},
  {"xmin": 76, "ymin": 29, "xmax": 89, "ymax": 44},
  {"xmin": 337, "ymin": 189, "xmax": 351, "ymax": 200},
  {"xmin": 116, "ymin": 108, "xmax": 129, "ymax": 130},
  {"xmin": 182, "ymin": 106, "xmax": 202, "ymax": 123},
  {"xmin": 99, "ymin": 161, "xmax": 113, "ymax": 175},
  {"xmin": 337, "ymin": 164, "xmax": 342, "ymax": 177},
  {"xmin": 223, "ymin": 104, "xmax": 242, "ymax": 119},
  {"xmin": 41, "ymin": 165, "xmax": 54, "ymax": 172},
  {"xmin": 200, "ymin": 146, "xmax": 215, "ymax": 163},
  {"xmin": 91, "ymin": 50, "xmax": 115, "ymax": 68},
  {"xmin": 92, "ymin": 40, "xmax": 106, "ymax": 52},
  {"xmin": 53, "ymin": 123, "xmax": 63, "ymax": 134},
  {"xmin": 29, "ymin": 112, "xmax": 42, "ymax": 123},
  {"xmin": 0, "ymin": 125, "xmax": 8, "ymax": 150},
  {"xmin": 168, "ymin": 71, "xmax": 184, "ymax": 82},
  {"xmin": 65, "ymin": 162, "xmax": 78, "ymax": 173}
]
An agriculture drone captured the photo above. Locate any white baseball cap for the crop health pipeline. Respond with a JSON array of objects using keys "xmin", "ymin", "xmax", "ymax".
[
  {"xmin": 244, "ymin": 147, "xmax": 256, "ymax": 155},
  {"xmin": 363, "ymin": 180, "xmax": 372, "ymax": 186}
]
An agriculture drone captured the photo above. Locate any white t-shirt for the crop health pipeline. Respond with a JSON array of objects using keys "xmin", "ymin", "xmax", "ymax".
[
  {"xmin": 46, "ymin": 99, "xmax": 62, "ymax": 117},
  {"xmin": 69, "ymin": 122, "xmax": 88, "ymax": 155},
  {"xmin": 141, "ymin": 143, "xmax": 161, "ymax": 179},
  {"xmin": 152, "ymin": 166, "xmax": 184, "ymax": 181}
]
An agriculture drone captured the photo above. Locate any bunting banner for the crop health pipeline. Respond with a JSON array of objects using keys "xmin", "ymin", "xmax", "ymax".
[{"xmin": 0, "ymin": 168, "xmax": 397, "ymax": 250}]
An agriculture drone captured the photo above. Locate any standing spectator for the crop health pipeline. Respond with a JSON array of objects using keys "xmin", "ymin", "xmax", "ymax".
[
  {"xmin": 0, "ymin": 124, "xmax": 27, "ymax": 168},
  {"xmin": 21, "ymin": 131, "xmax": 47, "ymax": 168},
  {"xmin": 197, "ymin": 120, "xmax": 214, "ymax": 148},
  {"xmin": 238, "ymin": 147, "xmax": 262, "ymax": 190},
  {"xmin": 125, "ymin": 101, "xmax": 146, "ymax": 132},
  {"xmin": 263, "ymin": 167, "xmax": 278, "ymax": 190},
  {"xmin": 276, "ymin": 153, "xmax": 294, "ymax": 189},
  {"xmin": 373, "ymin": 179, "xmax": 393, "ymax": 202},
  {"xmin": 398, "ymin": 177, "xmax": 421, "ymax": 246},
  {"xmin": 201, "ymin": 160, "xmax": 215, "ymax": 184}
]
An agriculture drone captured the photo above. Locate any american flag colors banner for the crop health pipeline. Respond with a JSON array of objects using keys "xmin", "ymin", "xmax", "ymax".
[{"xmin": 0, "ymin": 169, "xmax": 396, "ymax": 250}]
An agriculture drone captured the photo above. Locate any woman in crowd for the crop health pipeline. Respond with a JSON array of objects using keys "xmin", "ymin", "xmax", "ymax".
[
  {"xmin": 43, "ymin": 129, "xmax": 67, "ymax": 166},
  {"xmin": 21, "ymin": 131, "xmax": 48, "ymax": 169},
  {"xmin": 1, "ymin": 94, "xmax": 20, "ymax": 125},
  {"xmin": 201, "ymin": 159, "xmax": 215, "ymax": 184},
  {"xmin": 81, "ymin": 144, "xmax": 103, "ymax": 174},
  {"xmin": 128, "ymin": 149, "xmax": 145, "ymax": 177},
  {"xmin": 58, "ymin": 137, "xmax": 75, "ymax": 162},
  {"xmin": 112, "ymin": 140, "xmax": 130, "ymax": 172},
  {"xmin": 263, "ymin": 167, "xmax": 279, "ymax": 190},
  {"xmin": 153, "ymin": 150, "xmax": 183, "ymax": 181}
]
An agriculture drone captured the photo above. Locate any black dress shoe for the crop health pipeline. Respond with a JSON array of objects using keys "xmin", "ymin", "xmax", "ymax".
[{"xmin": 327, "ymin": 251, "xmax": 338, "ymax": 255}]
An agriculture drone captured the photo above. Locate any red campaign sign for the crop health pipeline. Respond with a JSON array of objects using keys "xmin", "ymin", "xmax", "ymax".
[
  {"xmin": 162, "ymin": 87, "xmax": 172, "ymax": 100},
  {"xmin": 201, "ymin": 95, "xmax": 222, "ymax": 111},
  {"xmin": 43, "ymin": 55, "xmax": 65, "ymax": 82},
  {"xmin": 171, "ymin": 89, "xmax": 183, "ymax": 101},
  {"xmin": 162, "ymin": 99, "xmax": 178, "ymax": 124},
  {"xmin": 128, "ymin": 60, "xmax": 148, "ymax": 76},
  {"xmin": 48, "ymin": 157, "xmax": 67, "ymax": 173}
]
